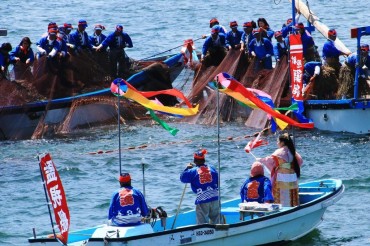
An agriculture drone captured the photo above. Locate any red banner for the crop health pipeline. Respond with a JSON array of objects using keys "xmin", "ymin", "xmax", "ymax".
[
  {"xmin": 39, "ymin": 153, "xmax": 70, "ymax": 245},
  {"xmin": 289, "ymin": 34, "xmax": 304, "ymax": 101}
]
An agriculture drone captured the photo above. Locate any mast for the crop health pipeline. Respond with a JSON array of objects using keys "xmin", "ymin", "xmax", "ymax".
[{"xmin": 216, "ymin": 76, "xmax": 221, "ymax": 221}]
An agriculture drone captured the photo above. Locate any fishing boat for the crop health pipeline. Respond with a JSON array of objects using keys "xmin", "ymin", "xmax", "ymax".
[
  {"xmin": 28, "ymin": 176, "xmax": 344, "ymax": 246},
  {"xmin": 289, "ymin": 0, "xmax": 370, "ymax": 134},
  {"xmin": 0, "ymin": 41, "xmax": 197, "ymax": 140}
]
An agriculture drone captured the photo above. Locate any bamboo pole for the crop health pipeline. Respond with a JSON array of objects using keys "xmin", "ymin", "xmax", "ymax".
[{"xmin": 290, "ymin": 0, "xmax": 351, "ymax": 55}]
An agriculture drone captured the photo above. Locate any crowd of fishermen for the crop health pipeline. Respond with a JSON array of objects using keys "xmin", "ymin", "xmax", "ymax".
[
  {"xmin": 0, "ymin": 19, "xmax": 133, "ymax": 82},
  {"xmin": 201, "ymin": 15, "xmax": 370, "ymax": 99}
]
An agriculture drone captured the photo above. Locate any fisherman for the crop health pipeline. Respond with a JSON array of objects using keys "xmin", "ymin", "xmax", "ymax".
[
  {"xmin": 209, "ymin": 17, "xmax": 227, "ymax": 34},
  {"xmin": 201, "ymin": 25, "xmax": 227, "ymax": 67},
  {"xmin": 322, "ymin": 29, "xmax": 351, "ymax": 74},
  {"xmin": 240, "ymin": 21, "xmax": 255, "ymax": 54},
  {"xmin": 295, "ymin": 22, "xmax": 317, "ymax": 62},
  {"xmin": 57, "ymin": 26, "xmax": 68, "ymax": 58},
  {"xmin": 248, "ymin": 28, "xmax": 274, "ymax": 69},
  {"xmin": 69, "ymin": 19, "xmax": 93, "ymax": 54},
  {"xmin": 273, "ymin": 31, "xmax": 288, "ymax": 62},
  {"xmin": 337, "ymin": 44, "xmax": 370, "ymax": 98},
  {"xmin": 35, "ymin": 28, "xmax": 60, "ymax": 60},
  {"xmin": 257, "ymin": 17, "xmax": 274, "ymax": 41},
  {"xmin": 9, "ymin": 37, "xmax": 34, "ymax": 81},
  {"xmin": 63, "ymin": 23, "xmax": 74, "ymax": 51},
  {"xmin": 240, "ymin": 161, "xmax": 274, "ymax": 203},
  {"xmin": 302, "ymin": 61, "xmax": 322, "ymax": 99},
  {"xmin": 108, "ymin": 173, "xmax": 150, "ymax": 226},
  {"xmin": 180, "ymin": 149, "xmax": 220, "ymax": 225},
  {"xmin": 90, "ymin": 24, "xmax": 107, "ymax": 48},
  {"xmin": 226, "ymin": 21, "xmax": 243, "ymax": 50},
  {"xmin": 0, "ymin": 42, "xmax": 13, "ymax": 79},
  {"xmin": 95, "ymin": 24, "xmax": 133, "ymax": 78}
]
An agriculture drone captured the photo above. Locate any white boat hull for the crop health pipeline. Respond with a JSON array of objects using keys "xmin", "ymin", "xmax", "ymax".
[{"xmin": 307, "ymin": 108, "xmax": 370, "ymax": 134}]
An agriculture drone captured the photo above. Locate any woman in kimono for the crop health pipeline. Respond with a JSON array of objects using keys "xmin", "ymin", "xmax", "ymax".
[{"xmin": 258, "ymin": 133, "xmax": 302, "ymax": 207}]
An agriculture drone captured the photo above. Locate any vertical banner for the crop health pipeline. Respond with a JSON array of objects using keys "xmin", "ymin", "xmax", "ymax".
[
  {"xmin": 289, "ymin": 34, "xmax": 304, "ymax": 102},
  {"xmin": 39, "ymin": 153, "xmax": 70, "ymax": 245}
]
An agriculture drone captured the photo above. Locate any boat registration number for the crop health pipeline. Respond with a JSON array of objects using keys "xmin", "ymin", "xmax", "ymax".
[{"xmin": 196, "ymin": 229, "xmax": 215, "ymax": 236}]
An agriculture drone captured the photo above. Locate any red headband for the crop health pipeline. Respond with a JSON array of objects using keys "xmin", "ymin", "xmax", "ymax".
[
  {"xmin": 194, "ymin": 149, "xmax": 207, "ymax": 160},
  {"xmin": 119, "ymin": 173, "xmax": 131, "ymax": 182}
]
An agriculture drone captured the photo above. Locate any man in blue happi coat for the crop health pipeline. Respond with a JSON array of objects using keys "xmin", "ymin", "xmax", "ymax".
[
  {"xmin": 226, "ymin": 21, "xmax": 243, "ymax": 50},
  {"xmin": 69, "ymin": 20, "xmax": 93, "ymax": 53},
  {"xmin": 180, "ymin": 149, "xmax": 220, "ymax": 225},
  {"xmin": 248, "ymin": 28, "xmax": 274, "ymax": 69},
  {"xmin": 108, "ymin": 173, "xmax": 149, "ymax": 226},
  {"xmin": 96, "ymin": 24, "xmax": 133, "ymax": 78},
  {"xmin": 201, "ymin": 25, "xmax": 227, "ymax": 67}
]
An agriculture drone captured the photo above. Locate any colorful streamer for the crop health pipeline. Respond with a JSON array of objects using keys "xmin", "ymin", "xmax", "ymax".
[{"xmin": 215, "ymin": 73, "xmax": 314, "ymax": 129}]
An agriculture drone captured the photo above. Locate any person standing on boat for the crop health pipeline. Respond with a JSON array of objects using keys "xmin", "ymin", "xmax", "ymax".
[
  {"xmin": 257, "ymin": 133, "xmax": 302, "ymax": 207},
  {"xmin": 240, "ymin": 161, "xmax": 274, "ymax": 203},
  {"xmin": 180, "ymin": 149, "xmax": 220, "ymax": 225},
  {"xmin": 322, "ymin": 29, "xmax": 350, "ymax": 74},
  {"xmin": 240, "ymin": 21, "xmax": 255, "ymax": 55},
  {"xmin": 69, "ymin": 20, "xmax": 93, "ymax": 54},
  {"xmin": 295, "ymin": 22, "xmax": 318, "ymax": 63},
  {"xmin": 201, "ymin": 25, "xmax": 227, "ymax": 67},
  {"xmin": 62, "ymin": 23, "xmax": 74, "ymax": 52},
  {"xmin": 248, "ymin": 28, "xmax": 274, "ymax": 70},
  {"xmin": 209, "ymin": 18, "xmax": 227, "ymax": 34},
  {"xmin": 226, "ymin": 21, "xmax": 243, "ymax": 50},
  {"xmin": 302, "ymin": 61, "xmax": 322, "ymax": 99},
  {"xmin": 9, "ymin": 37, "xmax": 34, "ymax": 81},
  {"xmin": 0, "ymin": 42, "xmax": 13, "ymax": 80},
  {"xmin": 273, "ymin": 31, "xmax": 288, "ymax": 63},
  {"xmin": 90, "ymin": 24, "xmax": 107, "ymax": 48},
  {"xmin": 257, "ymin": 17, "xmax": 274, "ymax": 41},
  {"xmin": 95, "ymin": 24, "xmax": 133, "ymax": 78},
  {"xmin": 35, "ymin": 29, "xmax": 60, "ymax": 60},
  {"xmin": 108, "ymin": 173, "xmax": 149, "ymax": 226}
]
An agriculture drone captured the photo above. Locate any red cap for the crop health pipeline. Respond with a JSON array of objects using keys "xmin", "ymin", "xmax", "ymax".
[
  {"xmin": 64, "ymin": 23, "xmax": 73, "ymax": 29},
  {"xmin": 361, "ymin": 44, "xmax": 369, "ymax": 51},
  {"xmin": 194, "ymin": 149, "xmax": 207, "ymax": 160},
  {"xmin": 119, "ymin": 173, "xmax": 131, "ymax": 183},
  {"xmin": 243, "ymin": 22, "xmax": 252, "ymax": 28},
  {"xmin": 286, "ymin": 18, "xmax": 293, "ymax": 25},
  {"xmin": 328, "ymin": 29, "xmax": 337, "ymax": 36},
  {"xmin": 230, "ymin": 21, "xmax": 238, "ymax": 28},
  {"xmin": 274, "ymin": 31, "xmax": 282, "ymax": 38},
  {"xmin": 48, "ymin": 28, "xmax": 58, "ymax": 34},
  {"xmin": 295, "ymin": 22, "xmax": 305, "ymax": 29},
  {"xmin": 116, "ymin": 25, "xmax": 123, "ymax": 32}
]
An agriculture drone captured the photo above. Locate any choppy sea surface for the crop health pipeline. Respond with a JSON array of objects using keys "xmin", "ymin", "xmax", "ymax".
[{"xmin": 1, "ymin": 0, "xmax": 370, "ymax": 245}]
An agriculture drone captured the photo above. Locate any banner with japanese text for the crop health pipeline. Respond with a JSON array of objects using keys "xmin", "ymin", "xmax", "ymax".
[
  {"xmin": 289, "ymin": 34, "xmax": 304, "ymax": 101},
  {"xmin": 39, "ymin": 153, "xmax": 70, "ymax": 245}
]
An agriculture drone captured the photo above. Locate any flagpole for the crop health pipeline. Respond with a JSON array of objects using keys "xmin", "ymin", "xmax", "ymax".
[
  {"xmin": 38, "ymin": 154, "xmax": 57, "ymax": 240},
  {"xmin": 216, "ymin": 76, "xmax": 222, "ymax": 223},
  {"xmin": 117, "ymin": 80, "xmax": 122, "ymax": 175}
]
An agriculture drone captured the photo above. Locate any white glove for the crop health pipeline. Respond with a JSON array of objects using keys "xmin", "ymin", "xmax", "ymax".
[{"xmin": 37, "ymin": 47, "xmax": 46, "ymax": 55}]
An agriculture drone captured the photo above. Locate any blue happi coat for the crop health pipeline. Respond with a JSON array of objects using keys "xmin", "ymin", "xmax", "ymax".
[
  {"xmin": 180, "ymin": 164, "xmax": 219, "ymax": 205},
  {"xmin": 108, "ymin": 186, "xmax": 149, "ymax": 226}
]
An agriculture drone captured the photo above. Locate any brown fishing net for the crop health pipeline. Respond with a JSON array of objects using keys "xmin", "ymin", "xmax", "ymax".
[
  {"xmin": 185, "ymin": 50, "xmax": 289, "ymax": 129},
  {"xmin": 337, "ymin": 64, "xmax": 369, "ymax": 99},
  {"xmin": 0, "ymin": 50, "xmax": 181, "ymax": 140}
]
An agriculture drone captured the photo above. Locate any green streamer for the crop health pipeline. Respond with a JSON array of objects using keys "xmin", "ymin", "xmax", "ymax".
[{"xmin": 148, "ymin": 109, "xmax": 179, "ymax": 136}]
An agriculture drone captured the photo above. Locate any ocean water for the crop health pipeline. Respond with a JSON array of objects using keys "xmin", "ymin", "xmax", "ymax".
[{"xmin": 1, "ymin": 0, "xmax": 370, "ymax": 245}]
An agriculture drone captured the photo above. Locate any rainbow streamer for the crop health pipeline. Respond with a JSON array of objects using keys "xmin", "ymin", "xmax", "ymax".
[
  {"xmin": 215, "ymin": 73, "xmax": 314, "ymax": 129},
  {"xmin": 110, "ymin": 79, "xmax": 198, "ymax": 135}
]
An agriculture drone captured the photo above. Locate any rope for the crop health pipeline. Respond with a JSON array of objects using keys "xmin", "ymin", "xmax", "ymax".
[
  {"xmin": 139, "ymin": 37, "xmax": 204, "ymax": 61},
  {"xmin": 87, "ymin": 129, "xmax": 270, "ymax": 155}
]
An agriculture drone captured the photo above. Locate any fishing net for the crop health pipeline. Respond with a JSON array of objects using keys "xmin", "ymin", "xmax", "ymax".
[
  {"xmin": 336, "ymin": 64, "xmax": 369, "ymax": 99},
  {"xmin": 0, "ymin": 50, "xmax": 183, "ymax": 140},
  {"xmin": 310, "ymin": 65, "xmax": 338, "ymax": 100}
]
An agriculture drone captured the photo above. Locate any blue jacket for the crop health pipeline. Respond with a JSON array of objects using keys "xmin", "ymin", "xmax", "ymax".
[
  {"xmin": 273, "ymin": 39, "xmax": 288, "ymax": 61},
  {"xmin": 248, "ymin": 38, "xmax": 274, "ymax": 59},
  {"xmin": 180, "ymin": 164, "xmax": 219, "ymax": 205},
  {"xmin": 70, "ymin": 30, "xmax": 92, "ymax": 50},
  {"xmin": 240, "ymin": 175, "xmax": 273, "ymax": 203},
  {"xmin": 300, "ymin": 31, "xmax": 315, "ymax": 57},
  {"xmin": 9, "ymin": 46, "xmax": 34, "ymax": 63},
  {"xmin": 108, "ymin": 186, "xmax": 149, "ymax": 226},
  {"xmin": 36, "ymin": 36, "xmax": 60, "ymax": 55},
  {"xmin": 322, "ymin": 39, "xmax": 342, "ymax": 59},
  {"xmin": 89, "ymin": 33, "xmax": 107, "ymax": 47},
  {"xmin": 226, "ymin": 29, "xmax": 243, "ymax": 48},
  {"xmin": 346, "ymin": 53, "xmax": 370, "ymax": 76},
  {"xmin": 101, "ymin": 31, "xmax": 133, "ymax": 50},
  {"xmin": 202, "ymin": 33, "xmax": 226, "ymax": 56}
]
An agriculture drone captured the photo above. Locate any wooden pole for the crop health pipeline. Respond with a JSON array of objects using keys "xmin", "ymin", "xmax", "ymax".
[{"xmin": 290, "ymin": 0, "xmax": 351, "ymax": 55}]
